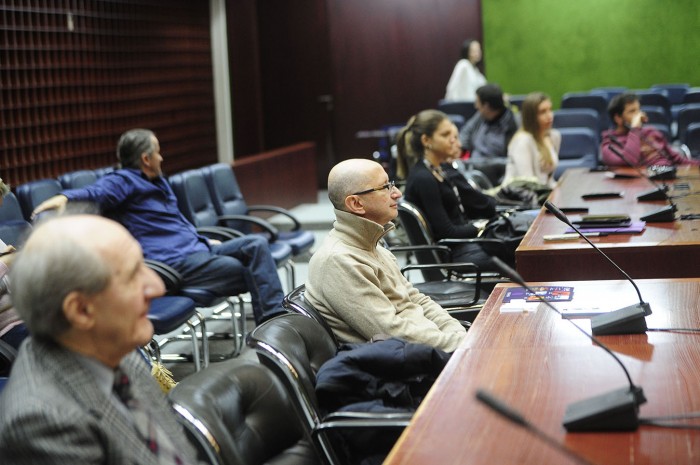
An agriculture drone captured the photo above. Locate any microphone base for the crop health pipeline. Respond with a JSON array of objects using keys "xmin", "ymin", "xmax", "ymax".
[
  {"xmin": 591, "ymin": 302, "xmax": 650, "ymax": 336},
  {"xmin": 563, "ymin": 386, "xmax": 641, "ymax": 432},
  {"xmin": 647, "ymin": 166, "xmax": 677, "ymax": 181},
  {"xmin": 639, "ymin": 204, "xmax": 676, "ymax": 222},
  {"xmin": 636, "ymin": 186, "xmax": 669, "ymax": 201}
]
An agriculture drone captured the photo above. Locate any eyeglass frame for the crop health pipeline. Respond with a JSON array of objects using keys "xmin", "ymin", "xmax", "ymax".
[{"xmin": 351, "ymin": 180, "xmax": 396, "ymax": 196}]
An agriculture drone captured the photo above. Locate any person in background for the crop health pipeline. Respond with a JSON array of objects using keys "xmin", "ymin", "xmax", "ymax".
[
  {"xmin": 444, "ymin": 39, "xmax": 487, "ymax": 102},
  {"xmin": 305, "ymin": 159, "xmax": 467, "ymax": 353},
  {"xmin": 600, "ymin": 92, "xmax": 698, "ymax": 167},
  {"xmin": 0, "ymin": 178, "xmax": 28, "ymax": 350},
  {"xmin": 0, "ymin": 215, "xmax": 205, "ymax": 464},
  {"xmin": 398, "ymin": 110, "xmax": 501, "ymax": 270},
  {"xmin": 31, "ymin": 128, "xmax": 285, "ymax": 325},
  {"xmin": 459, "ymin": 84, "xmax": 519, "ymax": 184},
  {"xmin": 502, "ymin": 92, "xmax": 560, "ymax": 188}
]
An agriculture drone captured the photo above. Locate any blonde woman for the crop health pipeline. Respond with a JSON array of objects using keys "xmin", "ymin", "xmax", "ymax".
[{"xmin": 503, "ymin": 92, "xmax": 560, "ymax": 188}]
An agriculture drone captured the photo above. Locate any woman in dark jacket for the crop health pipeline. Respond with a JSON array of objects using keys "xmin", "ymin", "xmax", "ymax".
[{"xmin": 397, "ymin": 110, "xmax": 505, "ymax": 270}]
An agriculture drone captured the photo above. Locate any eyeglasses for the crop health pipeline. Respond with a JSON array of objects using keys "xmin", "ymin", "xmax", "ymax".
[{"xmin": 351, "ymin": 180, "xmax": 396, "ymax": 196}]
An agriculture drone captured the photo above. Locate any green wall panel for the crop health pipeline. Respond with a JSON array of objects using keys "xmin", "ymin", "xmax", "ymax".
[{"xmin": 482, "ymin": 0, "xmax": 700, "ymax": 106}]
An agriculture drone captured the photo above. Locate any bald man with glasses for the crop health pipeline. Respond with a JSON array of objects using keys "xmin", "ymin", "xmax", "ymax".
[{"xmin": 305, "ymin": 159, "xmax": 467, "ymax": 352}]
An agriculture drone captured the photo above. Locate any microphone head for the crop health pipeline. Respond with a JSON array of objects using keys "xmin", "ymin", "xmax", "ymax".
[{"xmin": 543, "ymin": 201, "xmax": 571, "ymax": 225}]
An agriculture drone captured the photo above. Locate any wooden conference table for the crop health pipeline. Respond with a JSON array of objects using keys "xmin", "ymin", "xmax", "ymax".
[
  {"xmin": 515, "ymin": 166, "xmax": 700, "ymax": 281},
  {"xmin": 384, "ymin": 279, "xmax": 700, "ymax": 465}
]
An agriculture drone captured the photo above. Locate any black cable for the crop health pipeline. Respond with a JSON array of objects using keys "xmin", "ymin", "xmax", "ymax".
[
  {"xmin": 640, "ymin": 421, "xmax": 700, "ymax": 430},
  {"xmin": 647, "ymin": 327, "xmax": 700, "ymax": 333}
]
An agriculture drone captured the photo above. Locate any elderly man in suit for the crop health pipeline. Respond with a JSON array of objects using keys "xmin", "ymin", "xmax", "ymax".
[{"xmin": 0, "ymin": 214, "xmax": 203, "ymax": 464}]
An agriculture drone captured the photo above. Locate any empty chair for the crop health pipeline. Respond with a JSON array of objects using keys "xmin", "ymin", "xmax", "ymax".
[
  {"xmin": 553, "ymin": 108, "xmax": 601, "ymax": 141},
  {"xmin": 15, "ymin": 178, "xmax": 63, "ymax": 221},
  {"xmin": 170, "ymin": 358, "xmax": 319, "ymax": 465},
  {"xmin": 0, "ymin": 192, "xmax": 32, "ymax": 246},
  {"xmin": 560, "ymin": 92, "xmax": 610, "ymax": 131},
  {"xmin": 169, "ymin": 168, "xmax": 295, "ymax": 291},
  {"xmin": 247, "ymin": 314, "xmax": 411, "ymax": 465},
  {"xmin": 683, "ymin": 89, "xmax": 700, "ymax": 105},
  {"xmin": 437, "ymin": 99, "xmax": 477, "ymax": 123},
  {"xmin": 652, "ymin": 83, "xmax": 691, "ymax": 122},
  {"xmin": 676, "ymin": 104, "xmax": 700, "ymax": 143},
  {"xmin": 202, "ymin": 163, "xmax": 315, "ymax": 259},
  {"xmin": 58, "ymin": 170, "xmax": 98, "ymax": 189},
  {"xmin": 506, "ymin": 94, "xmax": 527, "ymax": 110},
  {"xmin": 651, "ymin": 83, "xmax": 690, "ymax": 105},
  {"xmin": 683, "ymin": 122, "xmax": 700, "ymax": 158},
  {"xmin": 147, "ymin": 295, "xmax": 208, "ymax": 372},
  {"xmin": 591, "ymin": 87, "xmax": 627, "ymax": 100},
  {"xmin": 555, "ymin": 127, "xmax": 599, "ymax": 179}
]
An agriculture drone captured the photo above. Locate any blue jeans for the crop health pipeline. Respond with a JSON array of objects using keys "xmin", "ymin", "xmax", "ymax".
[{"xmin": 174, "ymin": 235, "xmax": 284, "ymax": 324}]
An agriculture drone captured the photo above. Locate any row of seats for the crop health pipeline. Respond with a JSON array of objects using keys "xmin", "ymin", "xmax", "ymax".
[
  {"xmin": 167, "ymin": 288, "xmax": 413, "ymax": 465},
  {"xmin": 0, "ymin": 162, "xmax": 316, "ymax": 373}
]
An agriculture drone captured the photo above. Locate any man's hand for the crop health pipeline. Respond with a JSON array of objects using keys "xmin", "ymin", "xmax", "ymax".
[
  {"xmin": 630, "ymin": 111, "xmax": 648, "ymax": 129},
  {"xmin": 31, "ymin": 194, "xmax": 68, "ymax": 220}
]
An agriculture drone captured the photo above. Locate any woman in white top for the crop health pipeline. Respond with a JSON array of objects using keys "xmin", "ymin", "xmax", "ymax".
[
  {"xmin": 503, "ymin": 92, "xmax": 560, "ymax": 188},
  {"xmin": 444, "ymin": 39, "xmax": 486, "ymax": 101}
]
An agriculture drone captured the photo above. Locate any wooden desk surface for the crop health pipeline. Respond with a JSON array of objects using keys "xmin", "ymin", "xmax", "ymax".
[
  {"xmin": 515, "ymin": 167, "xmax": 700, "ymax": 281},
  {"xmin": 384, "ymin": 279, "xmax": 700, "ymax": 465}
]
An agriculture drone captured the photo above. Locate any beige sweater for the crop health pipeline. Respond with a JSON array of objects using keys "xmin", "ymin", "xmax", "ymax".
[{"xmin": 306, "ymin": 210, "xmax": 466, "ymax": 352}]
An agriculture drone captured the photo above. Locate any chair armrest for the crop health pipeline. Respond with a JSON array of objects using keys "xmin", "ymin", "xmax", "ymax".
[
  {"xmin": 388, "ymin": 244, "xmax": 452, "ymax": 262},
  {"xmin": 246, "ymin": 205, "xmax": 302, "ymax": 231},
  {"xmin": 145, "ymin": 259, "xmax": 184, "ymax": 294},
  {"xmin": 216, "ymin": 214, "xmax": 280, "ymax": 241},
  {"xmin": 437, "ymin": 238, "xmax": 507, "ymax": 246},
  {"xmin": 318, "ymin": 411, "xmax": 413, "ymax": 430},
  {"xmin": 196, "ymin": 226, "xmax": 244, "ymax": 241},
  {"xmin": 401, "ymin": 262, "xmax": 479, "ymax": 276}
]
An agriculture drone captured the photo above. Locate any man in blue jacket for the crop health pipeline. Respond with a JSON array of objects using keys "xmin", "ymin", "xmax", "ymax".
[{"xmin": 33, "ymin": 128, "xmax": 284, "ymax": 324}]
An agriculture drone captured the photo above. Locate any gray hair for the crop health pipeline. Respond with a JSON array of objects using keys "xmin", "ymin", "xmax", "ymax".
[
  {"xmin": 0, "ymin": 178, "xmax": 10, "ymax": 197},
  {"xmin": 117, "ymin": 128, "xmax": 156, "ymax": 169},
  {"xmin": 10, "ymin": 217, "xmax": 112, "ymax": 341}
]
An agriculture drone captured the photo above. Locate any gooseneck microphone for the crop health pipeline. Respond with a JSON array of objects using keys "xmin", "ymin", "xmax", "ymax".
[
  {"xmin": 490, "ymin": 256, "xmax": 646, "ymax": 432},
  {"xmin": 605, "ymin": 143, "xmax": 676, "ymax": 224},
  {"xmin": 475, "ymin": 390, "xmax": 596, "ymax": 465},
  {"xmin": 544, "ymin": 200, "xmax": 651, "ymax": 336}
]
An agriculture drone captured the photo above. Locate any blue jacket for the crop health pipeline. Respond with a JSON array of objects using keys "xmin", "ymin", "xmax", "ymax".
[{"xmin": 63, "ymin": 168, "xmax": 210, "ymax": 266}]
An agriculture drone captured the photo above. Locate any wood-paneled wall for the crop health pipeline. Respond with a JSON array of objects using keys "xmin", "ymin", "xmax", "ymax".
[{"xmin": 0, "ymin": 1, "xmax": 216, "ymax": 185}]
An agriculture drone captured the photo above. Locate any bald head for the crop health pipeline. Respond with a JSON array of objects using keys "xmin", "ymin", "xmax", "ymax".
[
  {"xmin": 328, "ymin": 159, "xmax": 385, "ymax": 210},
  {"xmin": 11, "ymin": 215, "xmax": 132, "ymax": 340}
]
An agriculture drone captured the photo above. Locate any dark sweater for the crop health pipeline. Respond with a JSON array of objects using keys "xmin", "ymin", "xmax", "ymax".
[{"xmin": 404, "ymin": 161, "xmax": 496, "ymax": 241}]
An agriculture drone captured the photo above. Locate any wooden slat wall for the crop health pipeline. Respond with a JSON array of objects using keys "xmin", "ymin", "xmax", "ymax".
[{"xmin": 0, "ymin": 1, "xmax": 216, "ymax": 186}]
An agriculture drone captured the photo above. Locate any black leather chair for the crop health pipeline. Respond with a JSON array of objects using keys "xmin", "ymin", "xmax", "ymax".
[
  {"xmin": 247, "ymin": 314, "xmax": 411, "ymax": 465},
  {"xmin": 169, "ymin": 358, "xmax": 319, "ymax": 465},
  {"xmin": 394, "ymin": 200, "xmax": 504, "ymax": 320},
  {"xmin": 201, "ymin": 163, "xmax": 315, "ymax": 260},
  {"xmin": 282, "ymin": 284, "xmax": 339, "ymax": 347}
]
